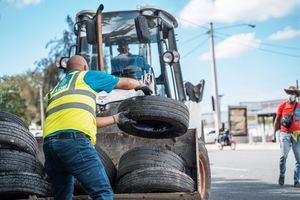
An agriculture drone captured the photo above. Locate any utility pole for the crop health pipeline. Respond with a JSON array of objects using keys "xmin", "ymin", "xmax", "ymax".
[{"xmin": 209, "ymin": 22, "xmax": 221, "ymax": 137}]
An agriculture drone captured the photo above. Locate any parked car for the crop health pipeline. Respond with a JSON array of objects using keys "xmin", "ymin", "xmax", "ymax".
[{"xmin": 205, "ymin": 130, "xmax": 217, "ymax": 144}]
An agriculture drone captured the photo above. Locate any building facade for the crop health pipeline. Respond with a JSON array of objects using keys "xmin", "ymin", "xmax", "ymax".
[{"xmin": 202, "ymin": 99, "xmax": 284, "ymax": 143}]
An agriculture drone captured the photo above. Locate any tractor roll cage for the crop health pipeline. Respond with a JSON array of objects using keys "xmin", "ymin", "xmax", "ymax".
[{"xmin": 74, "ymin": 7, "xmax": 186, "ymax": 101}]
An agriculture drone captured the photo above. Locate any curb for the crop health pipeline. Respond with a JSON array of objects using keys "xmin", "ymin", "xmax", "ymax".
[{"xmin": 205, "ymin": 143, "xmax": 280, "ymax": 151}]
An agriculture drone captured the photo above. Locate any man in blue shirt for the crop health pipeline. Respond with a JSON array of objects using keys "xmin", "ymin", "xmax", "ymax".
[
  {"xmin": 43, "ymin": 55, "xmax": 152, "ymax": 200},
  {"xmin": 111, "ymin": 41, "xmax": 150, "ymax": 79}
]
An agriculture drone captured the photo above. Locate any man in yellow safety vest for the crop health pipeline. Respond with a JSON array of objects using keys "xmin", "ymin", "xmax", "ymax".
[{"xmin": 43, "ymin": 55, "xmax": 152, "ymax": 200}]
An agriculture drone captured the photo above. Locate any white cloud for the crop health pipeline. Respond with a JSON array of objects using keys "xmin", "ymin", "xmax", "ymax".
[
  {"xmin": 268, "ymin": 26, "xmax": 300, "ymax": 41},
  {"xmin": 200, "ymin": 33, "xmax": 261, "ymax": 60},
  {"xmin": 5, "ymin": 0, "xmax": 42, "ymax": 7},
  {"xmin": 179, "ymin": 0, "xmax": 300, "ymax": 27}
]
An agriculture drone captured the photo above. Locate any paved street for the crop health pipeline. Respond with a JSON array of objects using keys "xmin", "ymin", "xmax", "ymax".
[{"xmin": 207, "ymin": 143, "xmax": 300, "ymax": 200}]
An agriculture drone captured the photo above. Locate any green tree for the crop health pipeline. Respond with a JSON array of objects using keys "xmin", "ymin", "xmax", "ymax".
[
  {"xmin": 18, "ymin": 70, "xmax": 44, "ymax": 125},
  {"xmin": 0, "ymin": 15, "xmax": 76, "ymax": 125},
  {"xmin": 0, "ymin": 76, "xmax": 30, "ymax": 123},
  {"xmin": 35, "ymin": 15, "xmax": 75, "ymax": 94}
]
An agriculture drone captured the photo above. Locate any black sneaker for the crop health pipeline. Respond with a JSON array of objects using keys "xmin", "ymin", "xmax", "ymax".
[
  {"xmin": 294, "ymin": 182, "xmax": 300, "ymax": 188},
  {"xmin": 278, "ymin": 175, "xmax": 284, "ymax": 185}
]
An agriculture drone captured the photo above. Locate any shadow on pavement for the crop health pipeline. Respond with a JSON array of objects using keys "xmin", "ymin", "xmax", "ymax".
[{"xmin": 211, "ymin": 177, "xmax": 300, "ymax": 200}]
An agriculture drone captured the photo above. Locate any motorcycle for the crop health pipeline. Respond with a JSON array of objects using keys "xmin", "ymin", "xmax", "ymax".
[{"xmin": 217, "ymin": 131, "xmax": 236, "ymax": 150}]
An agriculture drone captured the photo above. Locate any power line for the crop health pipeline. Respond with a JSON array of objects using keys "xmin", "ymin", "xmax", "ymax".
[
  {"xmin": 215, "ymin": 31, "xmax": 300, "ymax": 51},
  {"xmin": 180, "ymin": 32, "xmax": 208, "ymax": 43},
  {"xmin": 181, "ymin": 36, "xmax": 210, "ymax": 59},
  {"xmin": 176, "ymin": 16, "xmax": 209, "ymax": 30},
  {"xmin": 176, "ymin": 19, "xmax": 300, "ymax": 57},
  {"xmin": 214, "ymin": 23, "xmax": 256, "ymax": 30},
  {"xmin": 214, "ymin": 34, "xmax": 300, "ymax": 58},
  {"xmin": 260, "ymin": 42, "xmax": 300, "ymax": 51},
  {"xmin": 177, "ymin": 19, "xmax": 297, "ymax": 49},
  {"xmin": 255, "ymin": 47, "xmax": 300, "ymax": 58}
]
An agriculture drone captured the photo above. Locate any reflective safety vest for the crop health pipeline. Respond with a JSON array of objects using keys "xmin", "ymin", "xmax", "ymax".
[{"xmin": 43, "ymin": 71, "xmax": 98, "ymax": 144}]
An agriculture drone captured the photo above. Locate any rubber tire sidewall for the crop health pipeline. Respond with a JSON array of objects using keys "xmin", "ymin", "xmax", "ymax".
[
  {"xmin": 198, "ymin": 140, "xmax": 211, "ymax": 200},
  {"xmin": 0, "ymin": 121, "xmax": 38, "ymax": 156},
  {"xmin": 117, "ymin": 96, "xmax": 189, "ymax": 138},
  {"xmin": 117, "ymin": 147, "xmax": 186, "ymax": 179},
  {"xmin": 115, "ymin": 167, "xmax": 195, "ymax": 193},
  {"xmin": 0, "ymin": 111, "xmax": 28, "ymax": 130}
]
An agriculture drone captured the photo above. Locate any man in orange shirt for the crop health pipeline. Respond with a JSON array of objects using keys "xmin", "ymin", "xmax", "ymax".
[{"xmin": 274, "ymin": 86, "xmax": 300, "ymax": 188}]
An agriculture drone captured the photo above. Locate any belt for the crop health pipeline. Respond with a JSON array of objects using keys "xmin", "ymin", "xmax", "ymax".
[{"xmin": 45, "ymin": 131, "xmax": 89, "ymax": 141}]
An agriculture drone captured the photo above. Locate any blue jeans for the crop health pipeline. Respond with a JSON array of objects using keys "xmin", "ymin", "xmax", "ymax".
[
  {"xmin": 279, "ymin": 132, "xmax": 300, "ymax": 183},
  {"xmin": 43, "ymin": 136, "xmax": 113, "ymax": 200}
]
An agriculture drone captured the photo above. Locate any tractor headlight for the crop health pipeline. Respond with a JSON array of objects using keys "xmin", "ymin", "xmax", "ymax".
[
  {"xmin": 172, "ymin": 51, "xmax": 180, "ymax": 63},
  {"xmin": 56, "ymin": 57, "xmax": 69, "ymax": 69},
  {"xmin": 163, "ymin": 51, "xmax": 173, "ymax": 63},
  {"xmin": 162, "ymin": 51, "xmax": 180, "ymax": 64}
]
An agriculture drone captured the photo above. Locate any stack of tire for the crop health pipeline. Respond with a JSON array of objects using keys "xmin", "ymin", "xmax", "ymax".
[
  {"xmin": 115, "ymin": 96, "xmax": 195, "ymax": 193},
  {"xmin": 115, "ymin": 147, "xmax": 195, "ymax": 193},
  {"xmin": 0, "ymin": 111, "xmax": 52, "ymax": 199}
]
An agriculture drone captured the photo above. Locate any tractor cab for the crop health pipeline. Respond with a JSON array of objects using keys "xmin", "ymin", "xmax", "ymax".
[
  {"xmin": 73, "ymin": 7, "xmax": 186, "ymax": 102},
  {"xmin": 57, "ymin": 6, "xmax": 204, "ymax": 112}
]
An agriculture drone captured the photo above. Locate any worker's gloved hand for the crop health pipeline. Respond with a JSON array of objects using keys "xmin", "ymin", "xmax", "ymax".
[
  {"xmin": 135, "ymin": 85, "xmax": 153, "ymax": 96},
  {"xmin": 117, "ymin": 110, "xmax": 136, "ymax": 125}
]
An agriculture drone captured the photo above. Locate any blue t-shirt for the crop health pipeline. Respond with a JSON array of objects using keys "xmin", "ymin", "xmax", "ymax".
[{"xmin": 83, "ymin": 70, "xmax": 120, "ymax": 93}]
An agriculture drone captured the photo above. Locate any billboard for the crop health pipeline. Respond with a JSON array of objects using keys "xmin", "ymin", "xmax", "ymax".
[{"xmin": 228, "ymin": 106, "xmax": 248, "ymax": 136}]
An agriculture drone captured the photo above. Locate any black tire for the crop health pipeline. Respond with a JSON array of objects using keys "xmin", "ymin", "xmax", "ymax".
[
  {"xmin": 0, "ymin": 111, "xmax": 28, "ymax": 130},
  {"xmin": 74, "ymin": 146, "xmax": 117, "ymax": 195},
  {"xmin": 115, "ymin": 167, "xmax": 195, "ymax": 193},
  {"xmin": 0, "ymin": 172, "xmax": 52, "ymax": 199},
  {"xmin": 117, "ymin": 147, "xmax": 186, "ymax": 179},
  {"xmin": 0, "ymin": 149, "xmax": 44, "ymax": 176},
  {"xmin": 95, "ymin": 146, "xmax": 117, "ymax": 186},
  {"xmin": 0, "ymin": 121, "xmax": 38, "ymax": 156},
  {"xmin": 198, "ymin": 140, "xmax": 211, "ymax": 200},
  {"xmin": 117, "ymin": 96, "xmax": 189, "ymax": 138}
]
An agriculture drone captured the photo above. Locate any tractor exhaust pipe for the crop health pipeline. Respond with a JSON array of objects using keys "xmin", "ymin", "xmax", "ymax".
[{"xmin": 96, "ymin": 4, "xmax": 105, "ymax": 71}]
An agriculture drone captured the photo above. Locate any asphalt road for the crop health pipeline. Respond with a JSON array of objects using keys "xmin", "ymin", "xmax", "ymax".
[{"xmin": 207, "ymin": 144, "xmax": 300, "ymax": 200}]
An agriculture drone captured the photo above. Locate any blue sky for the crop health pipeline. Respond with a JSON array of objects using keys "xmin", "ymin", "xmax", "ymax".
[{"xmin": 0, "ymin": 0, "xmax": 300, "ymax": 112}]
